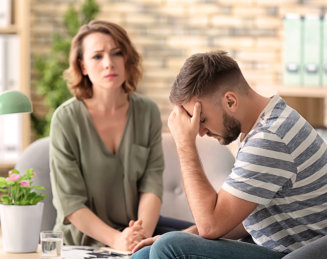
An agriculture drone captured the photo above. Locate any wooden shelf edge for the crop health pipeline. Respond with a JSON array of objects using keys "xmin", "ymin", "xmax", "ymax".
[
  {"xmin": 254, "ymin": 85, "xmax": 327, "ymax": 98},
  {"xmin": 0, "ymin": 26, "xmax": 18, "ymax": 34},
  {"xmin": 0, "ymin": 163, "xmax": 15, "ymax": 170}
]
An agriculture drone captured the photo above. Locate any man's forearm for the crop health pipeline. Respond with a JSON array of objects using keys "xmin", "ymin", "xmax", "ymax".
[
  {"xmin": 182, "ymin": 223, "xmax": 249, "ymax": 241},
  {"xmin": 176, "ymin": 142, "xmax": 220, "ymax": 237}
]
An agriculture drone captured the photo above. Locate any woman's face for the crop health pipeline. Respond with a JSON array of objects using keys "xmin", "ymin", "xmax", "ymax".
[{"xmin": 80, "ymin": 32, "xmax": 126, "ymax": 91}]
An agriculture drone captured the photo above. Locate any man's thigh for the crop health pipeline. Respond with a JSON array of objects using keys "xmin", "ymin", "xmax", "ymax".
[{"xmin": 150, "ymin": 231, "xmax": 285, "ymax": 259}]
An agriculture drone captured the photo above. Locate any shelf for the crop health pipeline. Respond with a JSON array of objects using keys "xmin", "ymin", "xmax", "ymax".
[
  {"xmin": 254, "ymin": 84, "xmax": 327, "ymax": 98},
  {"xmin": 276, "ymin": 86, "xmax": 327, "ymax": 98},
  {"xmin": 0, "ymin": 164, "xmax": 14, "ymax": 177},
  {"xmin": 0, "ymin": 26, "xmax": 17, "ymax": 34},
  {"xmin": 0, "ymin": 163, "xmax": 14, "ymax": 170}
]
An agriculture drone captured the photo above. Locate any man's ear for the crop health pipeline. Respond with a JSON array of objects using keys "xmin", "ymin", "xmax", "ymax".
[
  {"xmin": 79, "ymin": 59, "xmax": 87, "ymax": 75},
  {"xmin": 223, "ymin": 91, "xmax": 238, "ymax": 112}
]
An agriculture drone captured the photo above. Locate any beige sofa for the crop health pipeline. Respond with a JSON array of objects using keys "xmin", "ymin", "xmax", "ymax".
[{"xmin": 15, "ymin": 133, "xmax": 235, "ymax": 229}]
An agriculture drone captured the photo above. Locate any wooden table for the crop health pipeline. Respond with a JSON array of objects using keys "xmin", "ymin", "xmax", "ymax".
[
  {"xmin": 0, "ymin": 229, "xmax": 41, "ymax": 258},
  {"xmin": 0, "ymin": 231, "xmax": 131, "ymax": 258},
  {"xmin": 0, "ymin": 246, "xmax": 41, "ymax": 258}
]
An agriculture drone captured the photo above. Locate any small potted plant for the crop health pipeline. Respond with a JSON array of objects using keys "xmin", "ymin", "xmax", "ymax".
[{"xmin": 0, "ymin": 168, "xmax": 47, "ymax": 253}]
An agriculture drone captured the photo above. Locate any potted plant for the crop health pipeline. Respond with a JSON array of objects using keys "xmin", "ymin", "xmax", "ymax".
[{"xmin": 0, "ymin": 168, "xmax": 47, "ymax": 253}]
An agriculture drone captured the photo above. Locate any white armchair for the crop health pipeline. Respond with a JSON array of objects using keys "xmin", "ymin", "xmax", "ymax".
[{"xmin": 160, "ymin": 133, "xmax": 235, "ymax": 222}]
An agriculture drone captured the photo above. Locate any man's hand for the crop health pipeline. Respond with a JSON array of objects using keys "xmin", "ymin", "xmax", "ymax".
[
  {"xmin": 168, "ymin": 103, "xmax": 201, "ymax": 149},
  {"xmin": 132, "ymin": 235, "xmax": 161, "ymax": 253},
  {"xmin": 182, "ymin": 225, "xmax": 199, "ymax": 235},
  {"xmin": 113, "ymin": 220, "xmax": 146, "ymax": 251}
]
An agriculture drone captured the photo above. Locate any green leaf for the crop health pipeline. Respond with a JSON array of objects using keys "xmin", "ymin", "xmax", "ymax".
[
  {"xmin": 0, "ymin": 178, "xmax": 8, "ymax": 187},
  {"xmin": 81, "ymin": 0, "xmax": 99, "ymax": 23},
  {"xmin": 10, "ymin": 169, "xmax": 20, "ymax": 175},
  {"xmin": 31, "ymin": 185, "xmax": 46, "ymax": 191},
  {"xmin": 1, "ymin": 196, "xmax": 11, "ymax": 205},
  {"xmin": 0, "ymin": 188, "xmax": 8, "ymax": 193}
]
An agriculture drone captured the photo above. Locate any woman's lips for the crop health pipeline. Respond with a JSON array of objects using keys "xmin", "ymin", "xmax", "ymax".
[{"xmin": 105, "ymin": 74, "xmax": 117, "ymax": 79}]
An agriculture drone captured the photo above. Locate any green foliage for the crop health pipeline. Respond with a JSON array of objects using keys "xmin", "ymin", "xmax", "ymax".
[
  {"xmin": 0, "ymin": 169, "xmax": 47, "ymax": 205},
  {"xmin": 33, "ymin": 0, "xmax": 99, "ymax": 138}
]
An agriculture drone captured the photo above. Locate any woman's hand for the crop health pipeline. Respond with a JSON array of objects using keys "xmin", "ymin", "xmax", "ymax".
[
  {"xmin": 113, "ymin": 220, "xmax": 147, "ymax": 251},
  {"xmin": 132, "ymin": 235, "xmax": 161, "ymax": 253}
]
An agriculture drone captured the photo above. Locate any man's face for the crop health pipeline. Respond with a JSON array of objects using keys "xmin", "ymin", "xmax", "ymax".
[{"xmin": 182, "ymin": 96, "xmax": 241, "ymax": 145}]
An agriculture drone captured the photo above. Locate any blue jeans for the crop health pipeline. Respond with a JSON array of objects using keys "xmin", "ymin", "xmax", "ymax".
[{"xmin": 131, "ymin": 232, "xmax": 286, "ymax": 259}]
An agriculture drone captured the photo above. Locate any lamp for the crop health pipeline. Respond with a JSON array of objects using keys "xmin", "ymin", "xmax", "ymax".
[{"xmin": 0, "ymin": 90, "xmax": 32, "ymax": 115}]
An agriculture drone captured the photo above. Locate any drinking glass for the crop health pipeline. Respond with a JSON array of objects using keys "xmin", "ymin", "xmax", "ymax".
[{"xmin": 40, "ymin": 231, "xmax": 63, "ymax": 258}]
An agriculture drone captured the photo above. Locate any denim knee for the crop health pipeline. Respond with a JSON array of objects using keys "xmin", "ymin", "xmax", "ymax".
[
  {"xmin": 150, "ymin": 231, "xmax": 194, "ymax": 258},
  {"xmin": 130, "ymin": 246, "xmax": 151, "ymax": 259}
]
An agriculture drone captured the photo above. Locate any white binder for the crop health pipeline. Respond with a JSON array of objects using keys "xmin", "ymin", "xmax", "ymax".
[
  {"xmin": 0, "ymin": 34, "xmax": 22, "ymax": 163},
  {"xmin": 0, "ymin": 0, "xmax": 12, "ymax": 28},
  {"xmin": 0, "ymin": 36, "xmax": 5, "ymax": 93},
  {"xmin": 303, "ymin": 15, "xmax": 321, "ymax": 86},
  {"xmin": 283, "ymin": 14, "xmax": 303, "ymax": 85},
  {"xmin": 322, "ymin": 15, "xmax": 327, "ymax": 87},
  {"xmin": 6, "ymin": 34, "xmax": 20, "ymax": 91}
]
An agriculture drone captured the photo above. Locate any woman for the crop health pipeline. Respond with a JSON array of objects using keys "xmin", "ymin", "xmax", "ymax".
[{"xmin": 49, "ymin": 20, "xmax": 164, "ymax": 252}]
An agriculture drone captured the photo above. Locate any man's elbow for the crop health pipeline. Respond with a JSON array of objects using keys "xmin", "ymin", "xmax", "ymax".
[{"xmin": 197, "ymin": 223, "xmax": 224, "ymax": 240}]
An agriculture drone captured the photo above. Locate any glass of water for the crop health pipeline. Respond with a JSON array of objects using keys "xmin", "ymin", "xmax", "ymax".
[{"xmin": 40, "ymin": 231, "xmax": 63, "ymax": 258}]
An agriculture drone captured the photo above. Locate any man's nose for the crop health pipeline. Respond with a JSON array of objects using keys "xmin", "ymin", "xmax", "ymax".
[{"xmin": 198, "ymin": 124, "xmax": 208, "ymax": 137}]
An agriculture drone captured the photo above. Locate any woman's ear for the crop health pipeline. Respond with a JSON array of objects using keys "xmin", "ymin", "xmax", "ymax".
[
  {"xmin": 223, "ymin": 91, "xmax": 238, "ymax": 112},
  {"xmin": 79, "ymin": 59, "xmax": 87, "ymax": 75}
]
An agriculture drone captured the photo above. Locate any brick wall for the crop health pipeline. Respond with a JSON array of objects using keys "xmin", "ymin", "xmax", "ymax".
[{"xmin": 29, "ymin": 0, "xmax": 327, "ymax": 132}]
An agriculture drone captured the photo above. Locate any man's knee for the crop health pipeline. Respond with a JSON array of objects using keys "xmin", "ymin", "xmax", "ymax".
[{"xmin": 150, "ymin": 231, "xmax": 194, "ymax": 258}]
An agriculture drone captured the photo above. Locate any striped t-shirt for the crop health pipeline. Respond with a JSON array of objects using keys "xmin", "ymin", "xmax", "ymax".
[{"xmin": 222, "ymin": 95, "xmax": 327, "ymax": 253}]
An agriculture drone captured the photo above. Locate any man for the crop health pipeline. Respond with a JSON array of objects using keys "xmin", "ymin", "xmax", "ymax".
[{"xmin": 131, "ymin": 51, "xmax": 327, "ymax": 258}]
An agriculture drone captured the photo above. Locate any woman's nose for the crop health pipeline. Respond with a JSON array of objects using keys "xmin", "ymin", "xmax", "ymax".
[{"xmin": 103, "ymin": 55, "xmax": 113, "ymax": 68}]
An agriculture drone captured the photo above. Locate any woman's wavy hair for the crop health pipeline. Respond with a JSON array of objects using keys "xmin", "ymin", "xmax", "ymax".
[{"xmin": 64, "ymin": 20, "xmax": 142, "ymax": 100}]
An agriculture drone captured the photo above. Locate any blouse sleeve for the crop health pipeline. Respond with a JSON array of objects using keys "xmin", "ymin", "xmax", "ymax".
[
  {"xmin": 138, "ymin": 102, "xmax": 164, "ymax": 200},
  {"xmin": 49, "ymin": 108, "xmax": 88, "ymax": 224}
]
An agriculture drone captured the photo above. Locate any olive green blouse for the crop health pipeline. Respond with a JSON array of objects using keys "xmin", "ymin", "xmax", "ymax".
[{"xmin": 49, "ymin": 93, "xmax": 164, "ymax": 246}]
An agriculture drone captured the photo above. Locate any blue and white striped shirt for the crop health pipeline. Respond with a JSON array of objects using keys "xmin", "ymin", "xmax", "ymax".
[{"xmin": 222, "ymin": 95, "xmax": 327, "ymax": 253}]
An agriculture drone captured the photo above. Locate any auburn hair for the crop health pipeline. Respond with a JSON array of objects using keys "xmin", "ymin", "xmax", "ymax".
[{"xmin": 64, "ymin": 20, "xmax": 142, "ymax": 100}]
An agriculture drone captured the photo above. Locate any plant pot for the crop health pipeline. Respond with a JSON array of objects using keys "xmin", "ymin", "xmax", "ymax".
[{"xmin": 0, "ymin": 202, "xmax": 44, "ymax": 253}]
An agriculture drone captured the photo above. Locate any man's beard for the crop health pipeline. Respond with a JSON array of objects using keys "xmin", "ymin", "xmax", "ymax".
[{"xmin": 207, "ymin": 111, "xmax": 241, "ymax": 145}]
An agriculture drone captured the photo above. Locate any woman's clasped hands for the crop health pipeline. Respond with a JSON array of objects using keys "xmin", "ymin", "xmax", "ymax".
[{"xmin": 113, "ymin": 219, "xmax": 147, "ymax": 251}]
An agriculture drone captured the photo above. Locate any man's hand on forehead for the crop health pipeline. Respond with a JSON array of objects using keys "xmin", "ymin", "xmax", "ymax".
[
  {"xmin": 181, "ymin": 105, "xmax": 193, "ymax": 119},
  {"xmin": 181, "ymin": 103, "xmax": 202, "ymax": 123},
  {"xmin": 168, "ymin": 102, "xmax": 202, "ymax": 146}
]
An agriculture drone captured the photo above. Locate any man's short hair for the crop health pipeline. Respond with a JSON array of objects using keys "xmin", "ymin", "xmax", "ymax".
[{"xmin": 170, "ymin": 50, "xmax": 249, "ymax": 105}]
